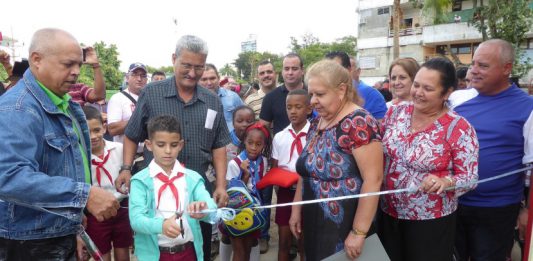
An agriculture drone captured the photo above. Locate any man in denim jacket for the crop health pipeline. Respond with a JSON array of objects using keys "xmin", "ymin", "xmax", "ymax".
[{"xmin": 0, "ymin": 28, "xmax": 119, "ymax": 260}]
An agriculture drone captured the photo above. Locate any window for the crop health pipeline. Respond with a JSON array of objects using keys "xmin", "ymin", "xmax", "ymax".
[
  {"xmin": 452, "ymin": 0, "xmax": 462, "ymax": 11},
  {"xmin": 402, "ymin": 18, "xmax": 413, "ymax": 28},
  {"xmin": 456, "ymin": 44, "xmax": 471, "ymax": 54},
  {"xmin": 436, "ymin": 43, "xmax": 474, "ymax": 55},
  {"xmin": 378, "ymin": 7, "xmax": 389, "ymax": 15}
]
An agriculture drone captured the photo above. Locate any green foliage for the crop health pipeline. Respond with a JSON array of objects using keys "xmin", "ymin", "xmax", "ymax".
[
  {"xmin": 146, "ymin": 65, "xmax": 174, "ymax": 74},
  {"xmin": 79, "ymin": 41, "xmax": 123, "ymax": 90},
  {"xmin": 471, "ymin": 0, "xmax": 533, "ymax": 77},
  {"xmin": 0, "ymin": 65, "xmax": 8, "ymax": 82},
  {"xmin": 234, "ymin": 51, "xmax": 282, "ymax": 82},
  {"xmin": 408, "ymin": 0, "xmax": 452, "ymax": 25},
  {"xmin": 219, "ymin": 64, "xmax": 238, "ymax": 78},
  {"xmin": 289, "ymin": 34, "xmax": 357, "ymax": 67}
]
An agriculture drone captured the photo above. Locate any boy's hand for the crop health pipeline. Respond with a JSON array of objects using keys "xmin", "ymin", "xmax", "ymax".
[
  {"xmin": 162, "ymin": 215, "xmax": 181, "ymax": 238},
  {"xmin": 188, "ymin": 201, "xmax": 208, "ymax": 219}
]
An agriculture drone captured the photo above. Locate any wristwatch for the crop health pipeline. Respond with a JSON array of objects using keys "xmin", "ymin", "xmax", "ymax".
[{"xmin": 120, "ymin": 165, "xmax": 132, "ymax": 172}]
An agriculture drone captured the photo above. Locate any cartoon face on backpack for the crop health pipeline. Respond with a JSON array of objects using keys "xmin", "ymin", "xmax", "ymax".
[
  {"xmin": 223, "ymin": 179, "xmax": 267, "ymax": 236},
  {"xmin": 224, "ymin": 208, "xmax": 254, "ymax": 231}
]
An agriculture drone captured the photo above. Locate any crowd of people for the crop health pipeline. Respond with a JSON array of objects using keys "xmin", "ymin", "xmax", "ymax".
[{"xmin": 0, "ymin": 27, "xmax": 532, "ymax": 261}]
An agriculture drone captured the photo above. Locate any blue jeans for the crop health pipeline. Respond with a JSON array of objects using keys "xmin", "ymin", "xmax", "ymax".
[
  {"xmin": 260, "ymin": 186, "xmax": 273, "ymax": 241},
  {"xmin": 0, "ymin": 234, "xmax": 77, "ymax": 261}
]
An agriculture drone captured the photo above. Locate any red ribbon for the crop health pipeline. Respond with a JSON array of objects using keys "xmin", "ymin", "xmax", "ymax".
[
  {"xmin": 155, "ymin": 172, "xmax": 184, "ymax": 210},
  {"xmin": 289, "ymin": 129, "xmax": 306, "ymax": 161},
  {"xmin": 91, "ymin": 150, "xmax": 113, "ymax": 187},
  {"xmin": 246, "ymin": 122, "xmax": 270, "ymax": 138}
]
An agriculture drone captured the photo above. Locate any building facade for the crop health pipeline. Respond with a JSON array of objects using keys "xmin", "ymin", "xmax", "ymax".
[{"xmin": 356, "ymin": 0, "xmax": 533, "ymax": 85}]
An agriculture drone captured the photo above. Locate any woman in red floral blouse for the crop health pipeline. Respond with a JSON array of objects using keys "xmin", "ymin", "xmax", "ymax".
[{"xmin": 379, "ymin": 57, "xmax": 479, "ymax": 261}]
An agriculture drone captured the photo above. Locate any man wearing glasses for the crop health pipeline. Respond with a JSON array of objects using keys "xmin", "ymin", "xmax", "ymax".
[
  {"xmin": 107, "ymin": 62, "xmax": 148, "ymax": 143},
  {"xmin": 117, "ymin": 35, "xmax": 230, "ymax": 261}
]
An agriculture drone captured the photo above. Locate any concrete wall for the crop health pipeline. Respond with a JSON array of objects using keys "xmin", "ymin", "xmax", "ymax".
[
  {"xmin": 359, "ymin": 8, "xmax": 391, "ymax": 38},
  {"xmin": 358, "ymin": 44, "xmax": 424, "ymax": 78},
  {"xmin": 423, "ymin": 22, "xmax": 482, "ymax": 45}
]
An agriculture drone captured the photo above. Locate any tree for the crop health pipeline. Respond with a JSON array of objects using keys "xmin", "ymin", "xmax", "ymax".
[
  {"xmin": 289, "ymin": 34, "xmax": 357, "ymax": 67},
  {"xmin": 234, "ymin": 51, "xmax": 282, "ymax": 82},
  {"xmin": 146, "ymin": 65, "xmax": 173, "ymax": 74},
  {"xmin": 409, "ymin": 0, "xmax": 461, "ymax": 65},
  {"xmin": 219, "ymin": 64, "xmax": 238, "ymax": 78},
  {"xmin": 471, "ymin": 0, "xmax": 533, "ymax": 78},
  {"xmin": 79, "ymin": 41, "xmax": 123, "ymax": 90}
]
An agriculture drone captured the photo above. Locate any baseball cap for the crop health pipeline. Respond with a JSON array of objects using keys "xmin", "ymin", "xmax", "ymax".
[{"xmin": 128, "ymin": 63, "xmax": 147, "ymax": 74}]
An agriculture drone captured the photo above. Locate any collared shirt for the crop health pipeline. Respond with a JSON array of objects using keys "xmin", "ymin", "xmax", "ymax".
[
  {"xmin": 125, "ymin": 77, "xmax": 230, "ymax": 192},
  {"xmin": 217, "ymin": 87, "xmax": 244, "ymax": 131},
  {"xmin": 149, "ymin": 160, "xmax": 194, "ymax": 247},
  {"xmin": 244, "ymin": 88, "xmax": 266, "ymax": 120},
  {"xmin": 272, "ymin": 121, "xmax": 310, "ymax": 172},
  {"xmin": 37, "ymin": 81, "xmax": 91, "ymax": 184},
  {"xmin": 90, "ymin": 140, "xmax": 126, "ymax": 201}
]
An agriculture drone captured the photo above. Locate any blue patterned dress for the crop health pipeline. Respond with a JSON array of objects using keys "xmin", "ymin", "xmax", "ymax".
[{"xmin": 296, "ymin": 109, "xmax": 381, "ymax": 260}]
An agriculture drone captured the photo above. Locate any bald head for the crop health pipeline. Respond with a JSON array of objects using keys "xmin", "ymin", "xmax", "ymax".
[
  {"xmin": 29, "ymin": 28, "xmax": 80, "ymax": 57},
  {"xmin": 479, "ymin": 39, "xmax": 515, "ymax": 65},
  {"xmin": 29, "ymin": 28, "xmax": 82, "ymax": 96}
]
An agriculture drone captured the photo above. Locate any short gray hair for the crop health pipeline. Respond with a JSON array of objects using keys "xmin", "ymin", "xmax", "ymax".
[
  {"xmin": 481, "ymin": 39, "xmax": 515, "ymax": 64},
  {"xmin": 29, "ymin": 28, "xmax": 77, "ymax": 55},
  {"xmin": 175, "ymin": 35, "xmax": 208, "ymax": 57}
]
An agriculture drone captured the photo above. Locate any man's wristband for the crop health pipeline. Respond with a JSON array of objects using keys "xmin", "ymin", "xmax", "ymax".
[
  {"xmin": 91, "ymin": 64, "xmax": 100, "ymax": 69},
  {"xmin": 120, "ymin": 165, "xmax": 132, "ymax": 172}
]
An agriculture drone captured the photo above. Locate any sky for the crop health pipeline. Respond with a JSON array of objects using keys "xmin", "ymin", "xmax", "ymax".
[{"xmin": 0, "ymin": 0, "xmax": 359, "ymax": 73}]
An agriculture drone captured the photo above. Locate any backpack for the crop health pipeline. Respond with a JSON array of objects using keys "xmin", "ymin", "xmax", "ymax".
[{"xmin": 223, "ymin": 156, "xmax": 267, "ymax": 237}]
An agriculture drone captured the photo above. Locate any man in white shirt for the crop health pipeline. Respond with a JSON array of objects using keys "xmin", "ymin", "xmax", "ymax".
[{"xmin": 107, "ymin": 63, "xmax": 148, "ymax": 143}]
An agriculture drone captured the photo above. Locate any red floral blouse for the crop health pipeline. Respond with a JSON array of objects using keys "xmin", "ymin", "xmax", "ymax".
[{"xmin": 381, "ymin": 103, "xmax": 479, "ymax": 220}]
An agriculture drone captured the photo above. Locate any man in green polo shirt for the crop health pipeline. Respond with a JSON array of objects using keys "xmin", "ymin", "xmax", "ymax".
[{"xmin": 0, "ymin": 28, "xmax": 119, "ymax": 260}]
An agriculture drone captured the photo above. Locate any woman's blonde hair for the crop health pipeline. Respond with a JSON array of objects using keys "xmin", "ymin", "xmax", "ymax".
[{"xmin": 304, "ymin": 59, "xmax": 360, "ymax": 105}]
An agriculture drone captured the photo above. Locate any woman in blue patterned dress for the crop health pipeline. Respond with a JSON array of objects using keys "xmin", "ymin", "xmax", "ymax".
[{"xmin": 289, "ymin": 60, "xmax": 384, "ymax": 260}]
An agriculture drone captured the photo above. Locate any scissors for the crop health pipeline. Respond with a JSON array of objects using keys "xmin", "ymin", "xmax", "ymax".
[{"xmin": 176, "ymin": 211, "xmax": 184, "ymax": 238}]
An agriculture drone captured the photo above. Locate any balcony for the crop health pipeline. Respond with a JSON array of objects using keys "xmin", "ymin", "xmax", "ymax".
[
  {"xmin": 422, "ymin": 22, "xmax": 481, "ymax": 45},
  {"xmin": 389, "ymin": 27, "xmax": 423, "ymax": 37}
]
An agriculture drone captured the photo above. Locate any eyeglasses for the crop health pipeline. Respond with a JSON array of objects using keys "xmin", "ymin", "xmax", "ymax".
[
  {"xmin": 180, "ymin": 63, "xmax": 205, "ymax": 73},
  {"xmin": 130, "ymin": 73, "xmax": 148, "ymax": 79}
]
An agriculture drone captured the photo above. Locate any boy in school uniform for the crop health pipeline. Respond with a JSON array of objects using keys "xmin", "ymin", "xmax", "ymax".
[
  {"xmin": 129, "ymin": 115, "xmax": 216, "ymax": 261},
  {"xmin": 83, "ymin": 106, "xmax": 132, "ymax": 261},
  {"xmin": 271, "ymin": 89, "xmax": 312, "ymax": 261}
]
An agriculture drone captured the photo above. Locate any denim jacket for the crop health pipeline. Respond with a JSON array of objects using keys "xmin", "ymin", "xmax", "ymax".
[
  {"xmin": 0, "ymin": 69, "xmax": 91, "ymax": 240},
  {"xmin": 129, "ymin": 165, "xmax": 216, "ymax": 261}
]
